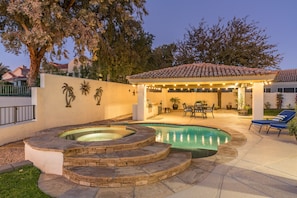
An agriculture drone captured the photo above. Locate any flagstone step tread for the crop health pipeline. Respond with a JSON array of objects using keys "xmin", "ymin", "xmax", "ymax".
[
  {"xmin": 63, "ymin": 142, "xmax": 171, "ymax": 167},
  {"xmin": 63, "ymin": 152, "xmax": 192, "ymax": 187}
]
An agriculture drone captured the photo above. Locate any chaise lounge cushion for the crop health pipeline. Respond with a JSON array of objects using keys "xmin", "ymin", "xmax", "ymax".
[{"xmin": 267, "ymin": 122, "xmax": 288, "ymax": 136}]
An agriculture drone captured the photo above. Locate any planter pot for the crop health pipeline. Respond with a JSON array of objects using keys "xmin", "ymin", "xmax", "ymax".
[
  {"xmin": 226, "ymin": 105, "xmax": 232, "ymax": 110},
  {"xmin": 172, "ymin": 104, "xmax": 178, "ymax": 110},
  {"xmin": 238, "ymin": 110, "xmax": 248, "ymax": 116}
]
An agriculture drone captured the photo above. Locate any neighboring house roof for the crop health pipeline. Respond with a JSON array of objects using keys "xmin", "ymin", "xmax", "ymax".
[
  {"xmin": 127, "ymin": 63, "xmax": 277, "ymax": 85},
  {"xmin": 274, "ymin": 69, "xmax": 297, "ymax": 82},
  {"xmin": 1, "ymin": 65, "xmax": 29, "ymax": 82},
  {"xmin": 48, "ymin": 62, "xmax": 68, "ymax": 70},
  {"xmin": 2, "ymin": 71, "xmax": 15, "ymax": 80}
]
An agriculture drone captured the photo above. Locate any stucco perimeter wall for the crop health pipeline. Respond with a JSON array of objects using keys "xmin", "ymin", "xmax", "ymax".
[
  {"xmin": 264, "ymin": 92, "xmax": 296, "ymax": 109},
  {"xmin": 0, "ymin": 74, "xmax": 137, "ymax": 146},
  {"xmin": 38, "ymin": 74, "xmax": 137, "ymax": 128}
]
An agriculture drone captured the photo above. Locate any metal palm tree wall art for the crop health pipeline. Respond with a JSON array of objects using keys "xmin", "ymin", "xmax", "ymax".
[
  {"xmin": 62, "ymin": 83, "xmax": 76, "ymax": 107},
  {"xmin": 80, "ymin": 80, "xmax": 90, "ymax": 95},
  {"xmin": 94, "ymin": 87, "xmax": 103, "ymax": 105}
]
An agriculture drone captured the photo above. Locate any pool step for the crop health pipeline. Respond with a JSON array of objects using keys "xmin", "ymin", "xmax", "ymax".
[
  {"xmin": 63, "ymin": 152, "xmax": 192, "ymax": 187},
  {"xmin": 63, "ymin": 142, "xmax": 171, "ymax": 167}
]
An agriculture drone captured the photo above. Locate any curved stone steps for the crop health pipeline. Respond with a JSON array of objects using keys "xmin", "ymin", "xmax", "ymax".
[
  {"xmin": 63, "ymin": 142, "xmax": 171, "ymax": 167},
  {"xmin": 63, "ymin": 126, "xmax": 156, "ymax": 157},
  {"xmin": 63, "ymin": 152, "xmax": 192, "ymax": 187}
]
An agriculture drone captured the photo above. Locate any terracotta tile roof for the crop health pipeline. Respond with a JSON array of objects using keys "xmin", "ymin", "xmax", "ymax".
[
  {"xmin": 49, "ymin": 62, "xmax": 68, "ymax": 70},
  {"xmin": 274, "ymin": 69, "xmax": 297, "ymax": 82},
  {"xmin": 128, "ymin": 63, "xmax": 275, "ymax": 79}
]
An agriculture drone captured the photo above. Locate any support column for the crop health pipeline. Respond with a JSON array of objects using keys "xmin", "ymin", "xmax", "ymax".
[
  {"xmin": 252, "ymin": 82, "xmax": 264, "ymax": 120},
  {"xmin": 217, "ymin": 90, "xmax": 222, "ymax": 109},
  {"xmin": 161, "ymin": 88, "xmax": 168, "ymax": 112},
  {"xmin": 238, "ymin": 87, "xmax": 246, "ymax": 110},
  {"xmin": 136, "ymin": 84, "xmax": 146, "ymax": 121}
]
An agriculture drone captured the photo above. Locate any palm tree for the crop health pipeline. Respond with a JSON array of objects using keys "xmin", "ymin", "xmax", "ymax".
[
  {"xmin": 94, "ymin": 87, "xmax": 103, "ymax": 105},
  {"xmin": 0, "ymin": 63, "xmax": 10, "ymax": 79},
  {"xmin": 62, "ymin": 83, "xmax": 76, "ymax": 107}
]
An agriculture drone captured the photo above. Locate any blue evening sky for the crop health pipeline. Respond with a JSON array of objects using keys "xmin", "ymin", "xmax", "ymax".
[{"xmin": 1, "ymin": 0, "xmax": 296, "ymax": 70}]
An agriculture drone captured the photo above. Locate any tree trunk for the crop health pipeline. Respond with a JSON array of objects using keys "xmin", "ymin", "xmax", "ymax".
[
  {"xmin": 27, "ymin": 60, "xmax": 40, "ymax": 87},
  {"xmin": 27, "ymin": 47, "xmax": 46, "ymax": 87}
]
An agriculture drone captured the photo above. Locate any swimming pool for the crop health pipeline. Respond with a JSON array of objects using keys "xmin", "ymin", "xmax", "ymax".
[{"xmin": 139, "ymin": 123, "xmax": 230, "ymax": 156}]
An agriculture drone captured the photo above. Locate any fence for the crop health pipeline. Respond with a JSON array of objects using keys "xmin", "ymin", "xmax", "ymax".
[
  {"xmin": 0, "ymin": 105, "xmax": 35, "ymax": 126},
  {"xmin": 0, "ymin": 85, "xmax": 31, "ymax": 96}
]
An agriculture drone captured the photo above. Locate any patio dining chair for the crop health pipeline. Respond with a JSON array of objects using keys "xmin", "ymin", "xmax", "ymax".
[
  {"xmin": 182, "ymin": 103, "xmax": 193, "ymax": 116},
  {"xmin": 249, "ymin": 110, "xmax": 296, "ymax": 133},
  {"xmin": 205, "ymin": 104, "xmax": 215, "ymax": 118}
]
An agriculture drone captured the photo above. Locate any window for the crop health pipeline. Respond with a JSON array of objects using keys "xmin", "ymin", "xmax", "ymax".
[
  {"xmin": 264, "ymin": 88, "xmax": 271, "ymax": 93},
  {"xmin": 284, "ymin": 88, "xmax": 294, "ymax": 93},
  {"xmin": 277, "ymin": 88, "xmax": 283, "ymax": 92}
]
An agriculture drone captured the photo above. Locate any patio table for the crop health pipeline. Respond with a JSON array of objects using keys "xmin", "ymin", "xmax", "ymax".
[{"xmin": 191, "ymin": 104, "xmax": 207, "ymax": 118}]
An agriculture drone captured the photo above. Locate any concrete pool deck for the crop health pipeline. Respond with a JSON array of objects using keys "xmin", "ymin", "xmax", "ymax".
[{"xmin": 34, "ymin": 110, "xmax": 297, "ymax": 197}]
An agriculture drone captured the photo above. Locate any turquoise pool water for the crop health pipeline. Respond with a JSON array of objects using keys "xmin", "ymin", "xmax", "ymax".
[{"xmin": 139, "ymin": 123, "xmax": 230, "ymax": 152}]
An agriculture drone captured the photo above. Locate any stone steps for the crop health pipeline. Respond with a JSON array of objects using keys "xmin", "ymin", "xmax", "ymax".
[
  {"xmin": 60, "ymin": 124, "xmax": 192, "ymax": 187},
  {"xmin": 63, "ymin": 152, "xmax": 192, "ymax": 187},
  {"xmin": 63, "ymin": 142, "xmax": 171, "ymax": 167},
  {"xmin": 63, "ymin": 125, "xmax": 156, "ymax": 157}
]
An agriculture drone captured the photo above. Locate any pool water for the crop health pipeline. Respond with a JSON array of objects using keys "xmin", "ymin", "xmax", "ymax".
[
  {"xmin": 59, "ymin": 126, "xmax": 135, "ymax": 142},
  {"xmin": 139, "ymin": 123, "xmax": 230, "ymax": 156}
]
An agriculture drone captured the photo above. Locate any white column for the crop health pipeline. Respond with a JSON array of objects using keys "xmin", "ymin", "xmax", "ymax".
[
  {"xmin": 137, "ymin": 84, "xmax": 147, "ymax": 121},
  {"xmin": 238, "ymin": 87, "xmax": 246, "ymax": 110},
  {"xmin": 252, "ymin": 82, "xmax": 264, "ymax": 120},
  {"xmin": 161, "ymin": 88, "xmax": 168, "ymax": 112}
]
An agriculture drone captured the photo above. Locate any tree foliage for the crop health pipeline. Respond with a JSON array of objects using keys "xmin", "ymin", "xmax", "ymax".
[
  {"xmin": 175, "ymin": 17, "xmax": 283, "ymax": 69},
  {"xmin": 93, "ymin": 17, "xmax": 153, "ymax": 82},
  {"xmin": 0, "ymin": 0, "xmax": 147, "ymax": 86},
  {"xmin": 148, "ymin": 43, "xmax": 177, "ymax": 70}
]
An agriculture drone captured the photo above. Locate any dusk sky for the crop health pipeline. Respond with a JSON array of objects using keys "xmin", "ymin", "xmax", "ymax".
[{"xmin": 1, "ymin": 0, "xmax": 296, "ymax": 70}]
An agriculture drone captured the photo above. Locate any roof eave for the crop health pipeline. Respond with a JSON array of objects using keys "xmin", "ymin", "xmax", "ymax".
[{"xmin": 127, "ymin": 73, "xmax": 277, "ymax": 85}]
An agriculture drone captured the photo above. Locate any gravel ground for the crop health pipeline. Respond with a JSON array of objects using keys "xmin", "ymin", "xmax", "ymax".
[{"xmin": 0, "ymin": 141, "xmax": 25, "ymax": 166}]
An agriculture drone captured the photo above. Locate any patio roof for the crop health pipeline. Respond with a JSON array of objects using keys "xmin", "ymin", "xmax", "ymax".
[{"xmin": 127, "ymin": 63, "xmax": 278, "ymax": 89}]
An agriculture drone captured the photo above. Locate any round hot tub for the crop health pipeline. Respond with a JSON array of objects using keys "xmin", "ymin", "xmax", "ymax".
[{"xmin": 59, "ymin": 126, "xmax": 135, "ymax": 142}]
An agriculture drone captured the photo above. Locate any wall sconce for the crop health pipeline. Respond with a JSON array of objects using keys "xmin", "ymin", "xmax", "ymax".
[
  {"xmin": 129, "ymin": 89, "xmax": 137, "ymax": 96},
  {"xmin": 98, "ymin": 73, "xmax": 103, "ymax": 81}
]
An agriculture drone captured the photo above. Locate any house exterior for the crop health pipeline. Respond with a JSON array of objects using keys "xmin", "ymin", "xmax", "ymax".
[
  {"xmin": 265, "ymin": 69, "xmax": 297, "ymax": 93},
  {"xmin": 67, "ymin": 57, "xmax": 92, "ymax": 76},
  {"xmin": 2, "ymin": 58, "xmax": 91, "ymax": 85},
  {"xmin": 1, "ymin": 65, "xmax": 29, "ymax": 86}
]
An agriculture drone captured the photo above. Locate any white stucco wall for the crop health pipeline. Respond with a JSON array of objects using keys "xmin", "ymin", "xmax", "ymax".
[
  {"xmin": 25, "ymin": 144, "xmax": 63, "ymax": 175},
  {"xmin": 0, "ymin": 97, "xmax": 31, "ymax": 106}
]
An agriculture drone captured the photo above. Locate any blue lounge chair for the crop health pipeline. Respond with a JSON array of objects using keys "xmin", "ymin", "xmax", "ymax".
[
  {"xmin": 249, "ymin": 110, "xmax": 296, "ymax": 133},
  {"xmin": 266, "ymin": 123, "xmax": 288, "ymax": 136}
]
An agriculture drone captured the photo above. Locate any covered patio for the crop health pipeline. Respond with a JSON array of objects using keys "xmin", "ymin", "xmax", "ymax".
[{"xmin": 127, "ymin": 63, "xmax": 277, "ymax": 121}]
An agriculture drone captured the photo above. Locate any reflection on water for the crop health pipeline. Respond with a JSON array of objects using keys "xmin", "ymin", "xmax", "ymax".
[{"xmin": 141, "ymin": 124, "xmax": 230, "ymax": 151}]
